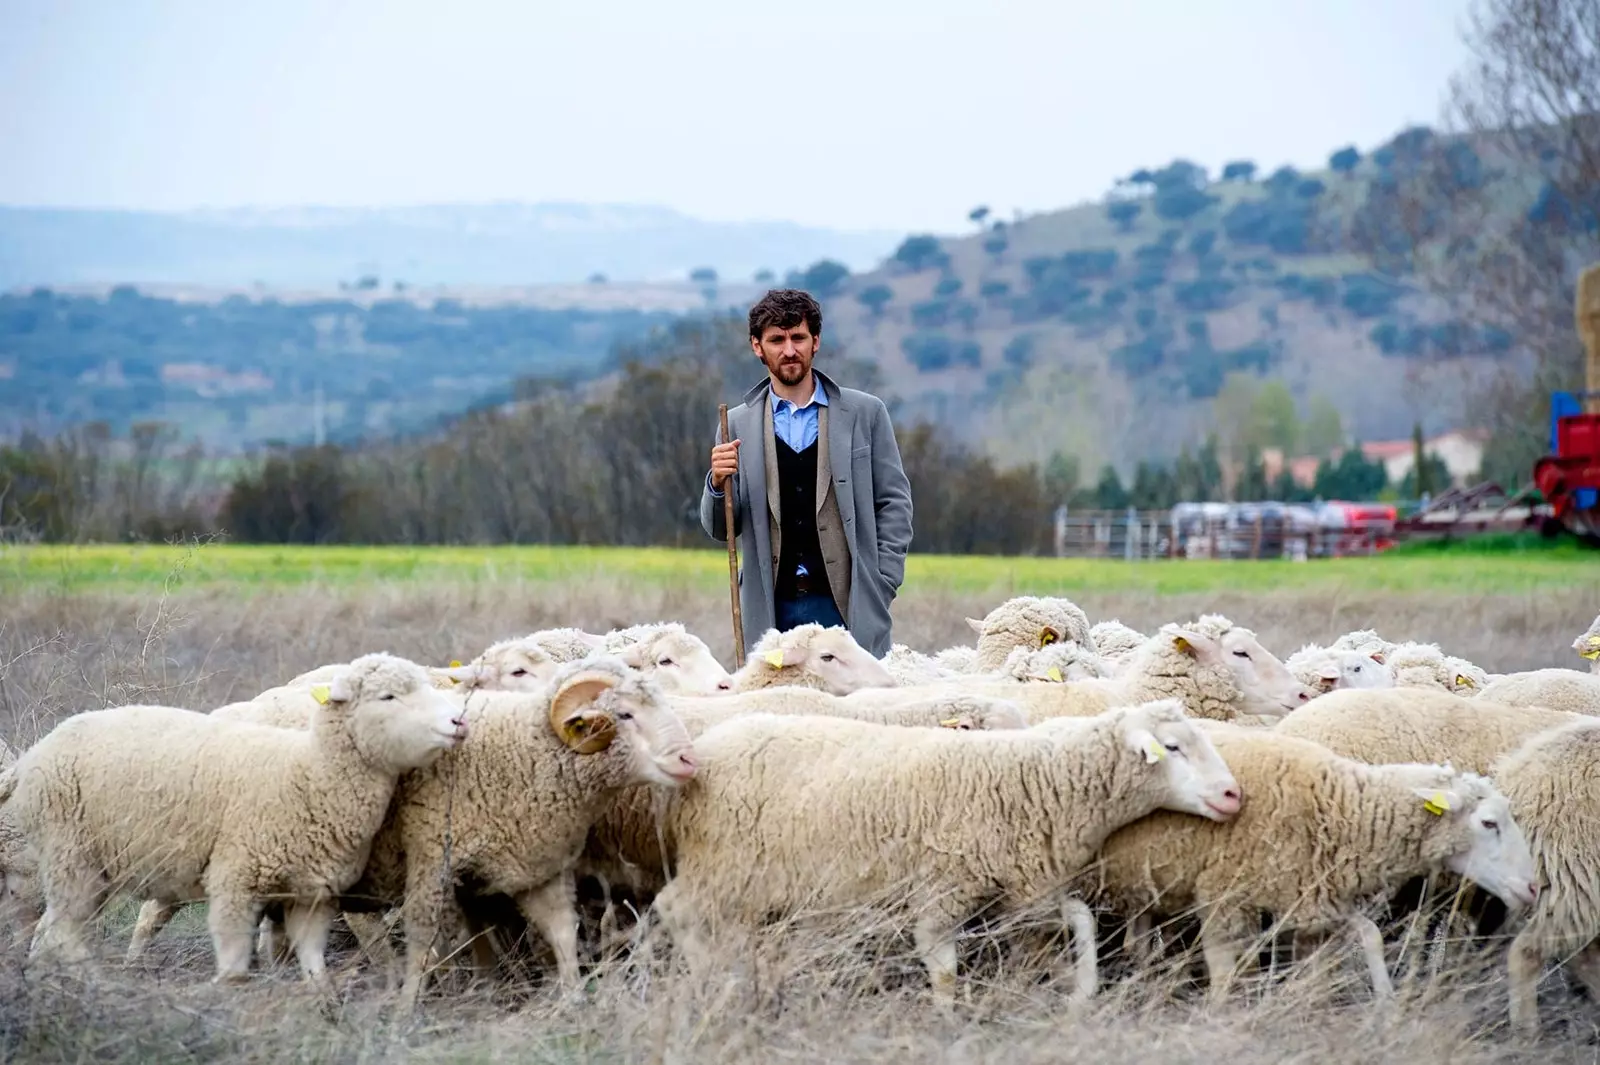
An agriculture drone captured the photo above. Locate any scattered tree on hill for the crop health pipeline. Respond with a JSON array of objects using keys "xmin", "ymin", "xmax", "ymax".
[
  {"xmin": 892, "ymin": 235, "xmax": 949, "ymax": 273},
  {"xmin": 983, "ymin": 232, "xmax": 1009, "ymax": 257},
  {"xmin": 1221, "ymin": 160, "xmax": 1257, "ymax": 182},
  {"xmin": 969, "ymin": 205, "xmax": 991, "ymax": 228},
  {"xmin": 1329, "ymin": 146, "xmax": 1361, "ymax": 174},
  {"xmin": 797, "ymin": 259, "xmax": 850, "ymax": 298},
  {"xmin": 752, "ymin": 268, "xmax": 775, "ymax": 284},
  {"xmin": 1106, "ymin": 200, "xmax": 1142, "ymax": 232},
  {"xmin": 856, "ymin": 283, "xmax": 893, "ymax": 318},
  {"xmin": 689, "ymin": 267, "xmax": 718, "ymax": 284}
]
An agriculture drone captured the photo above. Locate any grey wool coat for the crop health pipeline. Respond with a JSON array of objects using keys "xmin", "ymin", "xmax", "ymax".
[{"xmin": 700, "ymin": 369, "xmax": 914, "ymax": 659}]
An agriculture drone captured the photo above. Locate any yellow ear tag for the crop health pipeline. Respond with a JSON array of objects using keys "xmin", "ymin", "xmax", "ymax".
[
  {"xmin": 1039, "ymin": 629, "xmax": 1059, "ymax": 648},
  {"xmin": 1144, "ymin": 737, "xmax": 1166, "ymax": 764},
  {"xmin": 1454, "ymin": 674, "xmax": 1473, "ymax": 689},
  {"xmin": 1045, "ymin": 666, "xmax": 1064, "ymax": 683},
  {"xmin": 1582, "ymin": 649, "xmax": 1600, "ymax": 661},
  {"xmin": 1423, "ymin": 791, "xmax": 1449, "ymax": 816},
  {"xmin": 310, "ymin": 685, "xmax": 331, "ymax": 705},
  {"xmin": 764, "ymin": 650, "xmax": 785, "ymax": 668},
  {"xmin": 450, "ymin": 660, "xmax": 462, "ymax": 668},
  {"xmin": 939, "ymin": 717, "xmax": 961, "ymax": 728}
]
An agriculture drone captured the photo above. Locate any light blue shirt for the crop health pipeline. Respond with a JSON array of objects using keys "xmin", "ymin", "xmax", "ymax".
[{"xmin": 707, "ymin": 379, "xmax": 828, "ymax": 498}]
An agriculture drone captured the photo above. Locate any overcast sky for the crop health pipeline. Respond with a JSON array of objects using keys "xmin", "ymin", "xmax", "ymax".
[{"xmin": 1, "ymin": 0, "xmax": 1477, "ymax": 233}]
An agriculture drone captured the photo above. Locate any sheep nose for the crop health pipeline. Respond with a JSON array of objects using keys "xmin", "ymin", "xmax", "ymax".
[
  {"xmin": 1297, "ymin": 689, "xmax": 1312, "ymax": 702},
  {"xmin": 1222, "ymin": 785, "xmax": 1241, "ymax": 803},
  {"xmin": 1528, "ymin": 881, "xmax": 1540, "ymax": 900},
  {"xmin": 716, "ymin": 680, "xmax": 732, "ymax": 691}
]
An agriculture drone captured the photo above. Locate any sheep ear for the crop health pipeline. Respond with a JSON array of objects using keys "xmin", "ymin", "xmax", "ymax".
[
  {"xmin": 1126, "ymin": 727, "xmax": 1166, "ymax": 764},
  {"xmin": 1412, "ymin": 786, "xmax": 1456, "ymax": 816},
  {"xmin": 1168, "ymin": 627, "xmax": 1216, "ymax": 659},
  {"xmin": 1453, "ymin": 673, "xmax": 1476, "ymax": 690},
  {"xmin": 965, "ymin": 617, "xmax": 984, "ymax": 634},
  {"xmin": 435, "ymin": 663, "xmax": 490, "ymax": 687},
  {"xmin": 326, "ymin": 674, "xmax": 355, "ymax": 705},
  {"xmin": 549, "ymin": 670, "xmax": 620, "ymax": 754},
  {"xmin": 1038, "ymin": 627, "xmax": 1061, "ymax": 648},
  {"xmin": 613, "ymin": 643, "xmax": 650, "ymax": 670},
  {"xmin": 1369, "ymin": 651, "xmax": 1387, "ymax": 665}
]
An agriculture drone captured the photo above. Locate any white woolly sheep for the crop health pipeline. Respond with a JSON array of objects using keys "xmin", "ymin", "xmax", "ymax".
[
  {"xmin": 962, "ymin": 596, "xmax": 1095, "ymax": 672},
  {"xmin": 651, "ymin": 698, "xmax": 1242, "ymax": 1005},
  {"xmin": 1000, "ymin": 641, "xmax": 1113, "ymax": 683},
  {"xmin": 1089, "ymin": 620, "xmax": 1147, "ymax": 669},
  {"xmin": 725, "ymin": 624, "xmax": 897, "ymax": 694},
  {"xmin": 1285, "ymin": 644, "xmax": 1395, "ymax": 695},
  {"xmin": 527, "ymin": 626, "xmax": 609, "ymax": 663},
  {"xmin": 933, "ymin": 646, "xmax": 979, "ymax": 673},
  {"xmin": 883, "ymin": 644, "xmax": 961, "ymax": 686},
  {"xmin": 1330, "ymin": 629, "xmax": 1393, "ymax": 658},
  {"xmin": 0, "ymin": 737, "xmax": 36, "ymax": 954},
  {"xmin": 604, "ymin": 621, "xmax": 732, "ymax": 695},
  {"xmin": 338, "ymin": 656, "xmax": 699, "ymax": 1010},
  {"xmin": 0, "ymin": 653, "xmax": 467, "ymax": 985},
  {"xmin": 1381, "ymin": 641, "xmax": 1488, "ymax": 695},
  {"xmin": 1274, "ymin": 688, "xmax": 1583, "ymax": 776},
  {"xmin": 1095, "ymin": 722, "xmax": 1538, "ymax": 1002},
  {"xmin": 287, "ymin": 635, "xmax": 559, "ymax": 692},
  {"xmin": 840, "ymin": 614, "xmax": 1315, "ymax": 726},
  {"xmin": 1495, "ymin": 718, "xmax": 1600, "ymax": 1034},
  {"xmin": 1574, "ymin": 614, "xmax": 1600, "ymax": 674},
  {"xmin": 1476, "ymin": 668, "xmax": 1600, "ymax": 717}
]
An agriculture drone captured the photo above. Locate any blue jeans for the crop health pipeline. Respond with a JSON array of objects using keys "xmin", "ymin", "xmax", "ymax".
[{"xmin": 775, "ymin": 592, "xmax": 845, "ymax": 632}]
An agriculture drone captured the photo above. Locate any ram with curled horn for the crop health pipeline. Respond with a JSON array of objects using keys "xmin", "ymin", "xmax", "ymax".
[{"xmin": 549, "ymin": 670, "xmax": 623, "ymax": 754}]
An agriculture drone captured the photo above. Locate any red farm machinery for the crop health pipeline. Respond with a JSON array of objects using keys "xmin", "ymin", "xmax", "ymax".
[{"xmin": 1532, "ymin": 261, "xmax": 1600, "ymax": 543}]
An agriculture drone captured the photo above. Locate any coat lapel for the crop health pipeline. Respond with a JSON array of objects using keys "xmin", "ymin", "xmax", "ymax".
[{"xmin": 820, "ymin": 372, "xmax": 856, "ymax": 534}]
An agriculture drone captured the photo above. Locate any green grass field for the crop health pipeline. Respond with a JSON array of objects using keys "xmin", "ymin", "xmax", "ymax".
[{"xmin": 0, "ymin": 538, "xmax": 1592, "ymax": 597}]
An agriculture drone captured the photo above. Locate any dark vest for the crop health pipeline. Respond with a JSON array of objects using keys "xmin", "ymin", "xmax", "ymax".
[{"xmin": 773, "ymin": 435, "xmax": 830, "ymax": 601}]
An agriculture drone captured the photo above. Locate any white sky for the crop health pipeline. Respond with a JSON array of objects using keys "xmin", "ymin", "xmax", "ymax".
[{"xmin": 0, "ymin": 0, "xmax": 1477, "ymax": 232}]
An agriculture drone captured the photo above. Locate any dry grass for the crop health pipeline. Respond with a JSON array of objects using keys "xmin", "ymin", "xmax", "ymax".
[{"xmin": 1, "ymin": 557, "xmax": 1597, "ymax": 1063}]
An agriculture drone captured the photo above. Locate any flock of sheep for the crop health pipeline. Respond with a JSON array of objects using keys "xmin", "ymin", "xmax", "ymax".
[{"xmin": 2, "ymin": 598, "xmax": 1600, "ymax": 1039}]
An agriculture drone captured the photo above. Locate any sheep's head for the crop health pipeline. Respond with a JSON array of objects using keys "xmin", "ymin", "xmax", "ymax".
[
  {"xmin": 965, "ymin": 596, "xmax": 1093, "ymax": 669},
  {"xmin": 1287, "ymin": 645, "xmax": 1394, "ymax": 695},
  {"xmin": 526, "ymin": 627, "xmax": 609, "ymax": 664},
  {"xmin": 1089, "ymin": 620, "xmax": 1146, "ymax": 663},
  {"xmin": 1116, "ymin": 698, "xmax": 1241, "ymax": 821},
  {"xmin": 1574, "ymin": 616, "xmax": 1600, "ymax": 671},
  {"xmin": 1411, "ymin": 772, "xmax": 1538, "ymax": 911},
  {"xmin": 1165, "ymin": 615, "xmax": 1315, "ymax": 718},
  {"xmin": 545, "ymin": 657, "xmax": 697, "ymax": 785},
  {"xmin": 609, "ymin": 624, "xmax": 733, "ymax": 695},
  {"xmin": 744, "ymin": 624, "xmax": 897, "ymax": 694},
  {"xmin": 1330, "ymin": 628, "xmax": 1395, "ymax": 661},
  {"xmin": 1003, "ymin": 641, "xmax": 1110, "ymax": 683},
  {"xmin": 1445, "ymin": 656, "xmax": 1488, "ymax": 695},
  {"xmin": 432, "ymin": 637, "xmax": 558, "ymax": 692},
  {"xmin": 323, "ymin": 651, "xmax": 469, "ymax": 773}
]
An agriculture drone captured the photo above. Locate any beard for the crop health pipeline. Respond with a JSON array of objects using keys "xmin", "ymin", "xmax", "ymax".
[{"xmin": 769, "ymin": 356, "xmax": 810, "ymax": 385}]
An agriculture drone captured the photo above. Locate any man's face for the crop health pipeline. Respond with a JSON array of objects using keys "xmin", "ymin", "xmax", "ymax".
[{"xmin": 751, "ymin": 321, "xmax": 817, "ymax": 387}]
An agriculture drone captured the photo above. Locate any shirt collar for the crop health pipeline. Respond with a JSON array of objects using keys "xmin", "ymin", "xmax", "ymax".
[{"xmin": 769, "ymin": 377, "xmax": 828, "ymax": 412}]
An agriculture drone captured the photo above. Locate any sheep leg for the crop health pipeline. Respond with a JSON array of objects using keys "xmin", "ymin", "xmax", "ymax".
[
  {"xmin": 283, "ymin": 898, "xmax": 337, "ymax": 991},
  {"xmin": 1565, "ymin": 939, "xmax": 1600, "ymax": 1001},
  {"xmin": 1122, "ymin": 912, "xmax": 1155, "ymax": 963},
  {"xmin": 205, "ymin": 890, "xmax": 264, "ymax": 984},
  {"xmin": 515, "ymin": 874, "xmax": 582, "ymax": 992},
  {"xmin": 1061, "ymin": 898, "xmax": 1097, "ymax": 1000},
  {"xmin": 397, "ymin": 864, "xmax": 459, "ymax": 1012},
  {"xmin": 29, "ymin": 903, "xmax": 96, "ymax": 968},
  {"xmin": 1348, "ymin": 914, "xmax": 1392, "ymax": 998},
  {"xmin": 912, "ymin": 914, "xmax": 959, "ymax": 1008},
  {"xmin": 1508, "ymin": 927, "xmax": 1546, "ymax": 1036},
  {"xmin": 126, "ymin": 899, "xmax": 179, "ymax": 960},
  {"xmin": 1199, "ymin": 912, "xmax": 1246, "ymax": 1006}
]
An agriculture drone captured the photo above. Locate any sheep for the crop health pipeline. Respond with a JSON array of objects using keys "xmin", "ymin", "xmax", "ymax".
[
  {"xmin": 286, "ymin": 635, "xmax": 559, "ymax": 692},
  {"xmin": 1284, "ymin": 644, "xmax": 1395, "ymax": 695},
  {"xmin": 1090, "ymin": 620, "xmax": 1147, "ymax": 669},
  {"xmin": 335, "ymin": 656, "xmax": 699, "ymax": 1010},
  {"xmin": 650, "ymin": 698, "xmax": 1242, "ymax": 1005},
  {"xmin": 526, "ymin": 626, "xmax": 609, "ymax": 663},
  {"xmin": 1493, "ymin": 718, "xmax": 1600, "ymax": 1034},
  {"xmin": 1575, "ymin": 613, "xmax": 1600, "ymax": 674},
  {"xmin": 1331, "ymin": 629, "xmax": 1393, "ymax": 658},
  {"xmin": 962, "ymin": 596, "xmax": 1095, "ymax": 672},
  {"xmin": 724, "ymin": 623, "xmax": 898, "ymax": 694},
  {"xmin": 1383, "ymin": 641, "xmax": 1489, "ymax": 695},
  {"xmin": 1273, "ymin": 688, "xmax": 1584, "ymax": 776},
  {"xmin": 575, "ymin": 690, "xmax": 1033, "ymax": 945},
  {"xmin": 603, "ymin": 622, "xmax": 732, "ymax": 695},
  {"xmin": 933, "ymin": 646, "xmax": 979, "ymax": 673},
  {"xmin": 882, "ymin": 644, "xmax": 961, "ymax": 686},
  {"xmin": 1000, "ymin": 641, "xmax": 1113, "ymax": 683},
  {"xmin": 1094, "ymin": 722, "xmax": 1539, "ymax": 1002},
  {"xmin": 0, "ymin": 653, "xmax": 467, "ymax": 985},
  {"xmin": 1476, "ymin": 668, "xmax": 1600, "ymax": 717},
  {"xmin": 831, "ymin": 614, "xmax": 1315, "ymax": 726}
]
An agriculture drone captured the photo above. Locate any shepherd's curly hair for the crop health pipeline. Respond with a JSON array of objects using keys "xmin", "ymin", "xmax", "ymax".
[{"xmin": 748, "ymin": 289, "xmax": 823, "ymax": 341}]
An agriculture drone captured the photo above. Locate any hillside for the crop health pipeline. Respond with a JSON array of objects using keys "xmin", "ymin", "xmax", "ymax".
[
  {"xmin": 810, "ymin": 129, "xmax": 1535, "ymax": 475},
  {"xmin": 0, "ymin": 203, "xmax": 901, "ymax": 289}
]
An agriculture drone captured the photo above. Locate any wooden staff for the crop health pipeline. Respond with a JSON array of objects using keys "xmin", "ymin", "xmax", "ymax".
[{"xmin": 719, "ymin": 404, "xmax": 745, "ymax": 668}]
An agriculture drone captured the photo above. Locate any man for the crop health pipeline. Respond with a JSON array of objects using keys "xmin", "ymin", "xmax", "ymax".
[{"xmin": 701, "ymin": 289, "xmax": 913, "ymax": 659}]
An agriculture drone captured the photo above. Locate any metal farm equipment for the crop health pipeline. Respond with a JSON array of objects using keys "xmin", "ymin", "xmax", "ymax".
[{"xmin": 1532, "ymin": 261, "xmax": 1600, "ymax": 542}]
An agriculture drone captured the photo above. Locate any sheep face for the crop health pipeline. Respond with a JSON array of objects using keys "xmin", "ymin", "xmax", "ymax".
[
  {"xmin": 1444, "ymin": 657, "xmax": 1487, "ymax": 694},
  {"xmin": 616, "ymin": 632, "xmax": 732, "ymax": 695},
  {"xmin": 325, "ymin": 653, "xmax": 469, "ymax": 774},
  {"xmin": 434, "ymin": 639, "xmax": 559, "ymax": 692},
  {"xmin": 931, "ymin": 696, "xmax": 1029, "ymax": 731},
  {"xmin": 1172, "ymin": 624, "xmax": 1314, "ymax": 718},
  {"xmin": 1120, "ymin": 699, "xmax": 1241, "ymax": 821},
  {"xmin": 1421, "ymin": 781, "xmax": 1539, "ymax": 910},
  {"xmin": 1576, "ymin": 625, "xmax": 1600, "ymax": 673},
  {"xmin": 757, "ymin": 625, "xmax": 897, "ymax": 694},
  {"xmin": 547, "ymin": 667, "xmax": 698, "ymax": 785},
  {"xmin": 1290, "ymin": 647, "xmax": 1394, "ymax": 695}
]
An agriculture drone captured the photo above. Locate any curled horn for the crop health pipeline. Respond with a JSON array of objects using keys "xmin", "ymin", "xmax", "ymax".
[{"xmin": 548, "ymin": 670, "xmax": 621, "ymax": 754}]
